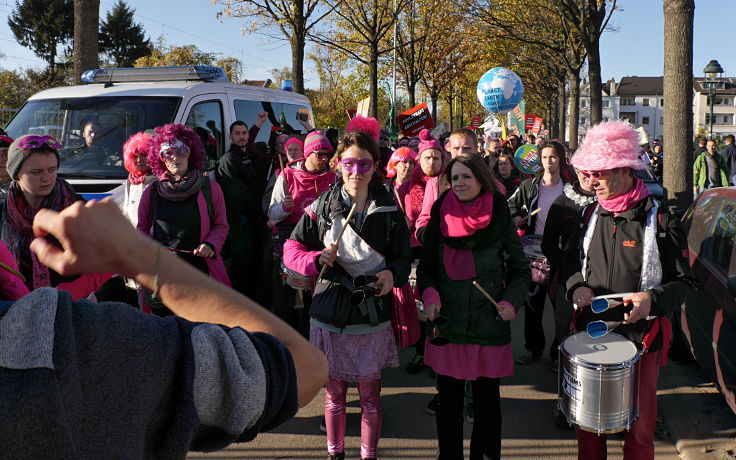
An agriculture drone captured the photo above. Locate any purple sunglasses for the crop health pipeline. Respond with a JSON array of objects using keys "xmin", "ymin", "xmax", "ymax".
[{"xmin": 18, "ymin": 135, "xmax": 63, "ymax": 150}]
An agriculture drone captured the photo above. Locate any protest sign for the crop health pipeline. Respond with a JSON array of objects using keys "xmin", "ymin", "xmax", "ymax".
[{"xmin": 397, "ymin": 102, "xmax": 435, "ymax": 137}]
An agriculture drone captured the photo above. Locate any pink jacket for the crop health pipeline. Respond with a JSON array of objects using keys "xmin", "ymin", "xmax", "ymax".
[
  {"xmin": 137, "ymin": 177, "xmax": 231, "ymax": 287},
  {"xmin": 0, "ymin": 240, "xmax": 29, "ymax": 300}
]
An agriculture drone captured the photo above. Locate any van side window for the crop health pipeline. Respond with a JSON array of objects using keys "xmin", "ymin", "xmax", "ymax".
[
  {"xmin": 704, "ymin": 198, "xmax": 736, "ymax": 277},
  {"xmin": 185, "ymin": 100, "xmax": 224, "ymax": 169},
  {"xmin": 233, "ymin": 99, "xmax": 313, "ymax": 147}
]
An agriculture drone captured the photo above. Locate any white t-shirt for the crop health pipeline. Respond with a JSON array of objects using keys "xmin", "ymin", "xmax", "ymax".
[{"xmin": 534, "ymin": 179, "xmax": 565, "ymax": 235}]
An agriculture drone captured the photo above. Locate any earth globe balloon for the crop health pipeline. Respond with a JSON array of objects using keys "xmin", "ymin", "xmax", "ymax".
[{"xmin": 477, "ymin": 67, "xmax": 524, "ymax": 115}]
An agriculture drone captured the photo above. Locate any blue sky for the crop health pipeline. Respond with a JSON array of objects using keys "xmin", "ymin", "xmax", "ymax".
[{"xmin": 0, "ymin": 0, "xmax": 733, "ymax": 87}]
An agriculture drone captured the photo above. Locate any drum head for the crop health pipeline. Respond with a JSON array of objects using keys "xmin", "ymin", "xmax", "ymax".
[
  {"xmin": 562, "ymin": 332, "xmax": 638, "ymax": 365},
  {"xmin": 521, "ymin": 234, "xmax": 544, "ymax": 259}
]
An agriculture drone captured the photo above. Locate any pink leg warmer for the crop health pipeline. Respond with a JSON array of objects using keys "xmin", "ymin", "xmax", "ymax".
[
  {"xmin": 325, "ymin": 377, "xmax": 348, "ymax": 454},
  {"xmin": 357, "ymin": 379, "xmax": 383, "ymax": 459}
]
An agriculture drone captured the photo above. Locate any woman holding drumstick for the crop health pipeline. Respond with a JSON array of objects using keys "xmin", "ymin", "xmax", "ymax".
[
  {"xmin": 417, "ymin": 153, "xmax": 530, "ymax": 460},
  {"xmin": 283, "ymin": 128, "xmax": 411, "ymax": 460}
]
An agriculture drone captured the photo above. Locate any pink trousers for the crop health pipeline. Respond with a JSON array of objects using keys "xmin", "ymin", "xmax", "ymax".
[
  {"xmin": 325, "ymin": 377, "xmax": 382, "ymax": 459},
  {"xmin": 576, "ymin": 350, "xmax": 661, "ymax": 460}
]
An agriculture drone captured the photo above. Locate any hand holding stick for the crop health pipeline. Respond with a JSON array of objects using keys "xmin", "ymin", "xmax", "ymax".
[
  {"xmin": 317, "ymin": 203, "xmax": 358, "ymax": 282},
  {"xmin": 519, "ymin": 207, "xmax": 542, "ymax": 223},
  {"xmin": 472, "ymin": 280, "xmax": 503, "ymax": 313}
]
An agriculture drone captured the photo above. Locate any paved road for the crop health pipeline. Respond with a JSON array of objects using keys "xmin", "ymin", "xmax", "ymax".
[{"xmin": 189, "ymin": 301, "xmax": 735, "ymax": 460}]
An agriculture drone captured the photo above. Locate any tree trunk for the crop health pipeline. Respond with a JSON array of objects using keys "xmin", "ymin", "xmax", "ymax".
[
  {"xmin": 447, "ymin": 94, "xmax": 454, "ymax": 132},
  {"xmin": 587, "ymin": 41, "xmax": 603, "ymax": 125},
  {"xmin": 430, "ymin": 89, "xmax": 438, "ymax": 122},
  {"xmin": 567, "ymin": 69, "xmax": 581, "ymax": 149},
  {"xmin": 549, "ymin": 96, "xmax": 558, "ymax": 139},
  {"xmin": 407, "ymin": 82, "xmax": 416, "ymax": 108},
  {"xmin": 74, "ymin": 0, "xmax": 100, "ymax": 84},
  {"xmin": 663, "ymin": 0, "xmax": 695, "ymax": 210},
  {"xmin": 369, "ymin": 45, "xmax": 379, "ymax": 119},
  {"xmin": 291, "ymin": 35, "xmax": 305, "ymax": 94},
  {"xmin": 557, "ymin": 76, "xmax": 566, "ymax": 142}
]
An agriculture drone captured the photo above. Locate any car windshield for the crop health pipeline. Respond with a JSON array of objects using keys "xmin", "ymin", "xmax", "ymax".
[{"xmin": 5, "ymin": 96, "xmax": 180, "ymax": 179}]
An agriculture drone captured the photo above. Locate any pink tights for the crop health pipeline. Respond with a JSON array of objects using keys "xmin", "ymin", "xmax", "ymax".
[{"xmin": 325, "ymin": 377, "xmax": 382, "ymax": 459}]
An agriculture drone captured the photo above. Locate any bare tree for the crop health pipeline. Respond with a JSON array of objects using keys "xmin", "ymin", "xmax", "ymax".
[
  {"xmin": 216, "ymin": 0, "xmax": 333, "ymax": 94},
  {"xmin": 556, "ymin": 0, "xmax": 618, "ymax": 125},
  {"xmin": 310, "ymin": 0, "xmax": 410, "ymax": 118},
  {"xmin": 73, "ymin": 0, "xmax": 100, "ymax": 84},
  {"xmin": 663, "ymin": 0, "xmax": 694, "ymax": 210}
]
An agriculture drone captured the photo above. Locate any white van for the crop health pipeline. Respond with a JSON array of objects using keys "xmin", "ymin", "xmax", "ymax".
[{"xmin": 3, "ymin": 66, "xmax": 314, "ymax": 199}]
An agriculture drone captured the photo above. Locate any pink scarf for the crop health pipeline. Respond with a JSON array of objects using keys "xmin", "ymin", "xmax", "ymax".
[
  {"xmin": 598, "ymin": 177, "xmax": 652, "ymax": 213},
  {"xmin": 440, "ymin": 191, "xmax": 493, "ymax": 280}
]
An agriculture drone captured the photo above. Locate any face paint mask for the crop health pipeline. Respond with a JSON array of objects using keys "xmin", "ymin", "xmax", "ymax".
[{"xmin": 340, "ymin": 157, "xmax": 374, "ymax": 174}]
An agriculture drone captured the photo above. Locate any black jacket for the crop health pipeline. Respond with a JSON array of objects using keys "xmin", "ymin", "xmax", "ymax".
[
  {"xmin": 288, "ymin": 182, "xmax": 412, "ymax": 329},
  {"xmin": 721, "ymin": 143, "xmax": 736, "ymax": 183},
  {"xmin": 561, "ymin": 196, "xmax": 695, "ymax": 350},
  {"xmin": 541, "ymin": 183, "xmax": 597, "ymax": 273},
  {"xmin": 507, "ymin": 175, "xmax": 567, "ymax": 234}
]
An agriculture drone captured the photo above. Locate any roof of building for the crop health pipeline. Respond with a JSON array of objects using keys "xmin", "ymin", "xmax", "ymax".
[
  {"xmin": 693, "ymin": 77, "xmax": 736, "ymax": 95},
  {"xmin": 617, "ymin": 77, "xmax": 663, "ymax": 96}
]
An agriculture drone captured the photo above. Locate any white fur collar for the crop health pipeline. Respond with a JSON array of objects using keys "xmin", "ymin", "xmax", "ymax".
[{"xmin": 564, "ymin": 183, "xmax": 597, "ymax": 207}]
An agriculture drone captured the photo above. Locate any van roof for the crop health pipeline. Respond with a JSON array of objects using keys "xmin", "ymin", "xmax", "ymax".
[{"xmin": 28, "ymin": 81, "xmax": 311, "ymax": 105}]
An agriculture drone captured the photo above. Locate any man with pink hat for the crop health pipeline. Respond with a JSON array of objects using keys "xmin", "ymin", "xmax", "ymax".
[{"xmin": 561, "ymin": 121, "xmax": 694, "ymax": 460}]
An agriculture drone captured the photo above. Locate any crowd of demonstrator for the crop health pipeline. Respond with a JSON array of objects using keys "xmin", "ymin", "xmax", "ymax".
[{"xmin": 0, "ymin": 117, "xmax": 693, "ymax": 460}]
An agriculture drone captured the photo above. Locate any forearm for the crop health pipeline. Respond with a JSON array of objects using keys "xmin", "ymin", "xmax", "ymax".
[{"xmin": 122, "ymin": 235, "xmax": 326, "ymax": 406}]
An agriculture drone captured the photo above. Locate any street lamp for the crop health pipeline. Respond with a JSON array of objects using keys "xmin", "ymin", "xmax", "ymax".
[{"xmin": 703, "ymin": 59, "xmax": 724, "ymax": 139}]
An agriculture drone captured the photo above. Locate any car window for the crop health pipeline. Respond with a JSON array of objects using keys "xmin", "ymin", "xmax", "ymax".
[
  {"xmin": 703, "ymin": 198, "xmax": 736, "ymax": 277},
  {"xmin": 185, "ymin": 100, "xmax": 224, "ymax": 170},
  {"xmin": 233, "ymin": 99, "xmax": 313, "ymax": 147}
]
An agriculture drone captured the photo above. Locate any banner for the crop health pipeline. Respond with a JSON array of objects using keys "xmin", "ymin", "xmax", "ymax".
[
  {"xmin": 468, "ymin": 116, "xmax": 483, "ymax": 129},
  {"xmin": 524, "ymin": 114, "xmax": 537, "ymax": 130},
  {"xmin": 532, "ymin": 117, "xmax": 543, "ymax": 135},
  {"xmin": 514, "ymin": 144, "xmax": 542, "ymax": 175},
  {"xmin": 356, "ymin": 97, "xmax": 370, "ymax": 117},
  {"xmin": 397, "ymin": 102, "xmax": 435, "ymax": 137},
  {"xmin": 509, "ymin": 99, "xmax": 525, "ymax": 135}
]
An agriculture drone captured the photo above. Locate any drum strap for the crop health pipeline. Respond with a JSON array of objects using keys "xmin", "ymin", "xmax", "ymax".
[{"xmin": 642, "ymin": 316, "xmax": 671, "ymax": 365}]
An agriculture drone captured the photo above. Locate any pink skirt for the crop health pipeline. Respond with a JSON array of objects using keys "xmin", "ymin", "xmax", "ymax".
[
  {"xmin": 424, "ymin": 339, "xmax": 515, "ymax": 380},
  {"xmin": 310, "ymin": 324, "xmax": 400, "ymax": 382}
]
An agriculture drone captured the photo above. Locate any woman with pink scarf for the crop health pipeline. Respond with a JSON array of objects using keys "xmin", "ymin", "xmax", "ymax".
[{"xmin": 417, "ymin": 153, "xmax": 530, "ymax": 460}]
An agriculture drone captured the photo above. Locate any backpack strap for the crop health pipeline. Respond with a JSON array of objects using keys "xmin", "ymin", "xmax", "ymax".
[{"xmin": 201, "ymin": 177, "xmax": 214, "ymax": 226}]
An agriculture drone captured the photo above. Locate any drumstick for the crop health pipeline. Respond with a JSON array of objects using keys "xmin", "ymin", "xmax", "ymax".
[
  {"xmin": 392, "ymin": 187, "xmax": 406, "ymax": 215},
  {"xmin": 472, "ymin": 281, "xmax": 503, "ymax": 313},
  {"xmin": 520, "ymin": 207, "xmax": 542, "ymax": 223},
  {"xmin": 278, "ymin": 153, "xmax": 284, "ymax": 171},
  {"xmin": 317, "ymin": 203, "xmax": 359, "ymax": 282},
  {"xmin": 315, "ymin": 180, "xmax": 319, "ymax": 195}
]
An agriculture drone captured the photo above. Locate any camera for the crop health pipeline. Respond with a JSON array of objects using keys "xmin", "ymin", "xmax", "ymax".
[{"xmin": 350, "ymin": 275, "xmax": 380, "ymax": 305}]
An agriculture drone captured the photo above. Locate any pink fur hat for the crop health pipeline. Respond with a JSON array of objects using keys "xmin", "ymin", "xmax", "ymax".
[
  {"xmin": 346, "ymin": 114, "xmax": 380, "ymax": 141},
  {"xmin": 571, "ymin": 120, "xmax": 647, "ymax": 171}
]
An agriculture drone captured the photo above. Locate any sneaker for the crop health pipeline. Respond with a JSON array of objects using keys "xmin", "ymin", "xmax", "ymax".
[
  {"xmin": 515, "ymin": 352, "xmax": 542, "ymax": 365},
  {"xmin": 405, "ymin": 354, "xmax": 425, "ymax": 374},
  {"xmin": 319, "ymin": 417, "xmax": 327, "ymax": 433},
  {"xmin": 425, "ymin": 394, "xmax": 439, "ymax": 416},
  {"xmin": 465, "ymin": 402, "xmax": 474, "ymax": 423}
]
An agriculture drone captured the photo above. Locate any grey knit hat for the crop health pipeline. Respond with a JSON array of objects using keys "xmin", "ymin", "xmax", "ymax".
[{"xmin": 7, "ymin": 134, "xmax": 61, "ymax": 180}]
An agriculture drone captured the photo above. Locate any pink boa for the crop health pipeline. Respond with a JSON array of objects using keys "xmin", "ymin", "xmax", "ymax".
[{"xmin": 598, "ymin": 177, "xmax": 652, "ymax": 213}]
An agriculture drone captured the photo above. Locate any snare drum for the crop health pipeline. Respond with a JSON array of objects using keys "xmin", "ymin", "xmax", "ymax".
[
  {"xmin": 280, "ymin": 259, "xmax": 313, "ymax": 290},
  {"xmin": 520, "ymin": 234, "xmax": 550, "ymax": 285},
  {"xmin": 558, "ymin": 332, "xmax": 641, "ymax": 434}
]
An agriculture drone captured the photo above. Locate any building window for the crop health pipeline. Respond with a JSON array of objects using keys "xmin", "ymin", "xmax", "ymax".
[
  {"xmin": 602, "ymin": 100, "xmax": 610, "ymax": 108},
  {"xmin": 621, "ymin": 97, "xmax": 634, "ymax": 106},
  {"xmin": 642, "ymin": 116, "xmax": 650, "ymax": 125},
  {"xmin": 660, "ymin": 117, "xmax": 664, "ymax": 125},
  {"xmin": 580, "ymin": 117, "xmax": 587, "ymax": 125},
  {"xmin": 603, "ymin": 117, "xmax": 609, "ymax": 122},
  {"xmin": 643, "ymin": 98, "xmax": 650, "ymax": 107},
  {"xmin": 581, "ymin": 99, "xmax": 587, "ymax": 108},
  {"xmin": 660, "ymin": 98, "xmax": 664, "ymax": 107}
]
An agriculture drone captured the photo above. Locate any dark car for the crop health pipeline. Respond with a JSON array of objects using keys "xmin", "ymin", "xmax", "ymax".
[{"xmin": 679, "ymin": 187, "xmax": 736, "ymax": 414}]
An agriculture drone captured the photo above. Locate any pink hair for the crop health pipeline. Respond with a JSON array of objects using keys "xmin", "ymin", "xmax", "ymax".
[
  {"xmin": 571, "ymin": 120, "xmax": 646, "ymax": 171},
  {"xmin": 386, "ymin": 147, "xmax": 416, "ymax": 178},
  {"xmin": 123, "ymin": 132, "xmax": 153, "ymax": 177},
  {"xmin": 346, "ymin": 115, "xmax": 380, "ymax": 141},
  {"xmin": 147, "ymin": 124, "xmax": 205, "ymax": 177}
]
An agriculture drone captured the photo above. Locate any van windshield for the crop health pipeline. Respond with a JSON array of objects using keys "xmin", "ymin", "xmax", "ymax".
[{"xmin": 5, "ymin": 96, "xmax": 180, "ymax": 179}]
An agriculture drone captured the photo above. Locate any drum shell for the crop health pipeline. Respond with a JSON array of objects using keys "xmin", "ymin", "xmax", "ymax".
[
  {"xmin": 558, "ymin": 333, "xmax": 641, "ymax": 434},
  {"xmin": 279, "ymin": 259, "xmax": 313, "ymax": 290}
]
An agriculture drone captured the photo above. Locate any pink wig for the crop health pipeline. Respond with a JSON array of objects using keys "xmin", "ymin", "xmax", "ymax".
[
  {"xmin": 147, "ymin": 124, "xmax": 205, "ymax": 177},
  {"xmin": 347, "ymin": 114, "xmax": 380, "ymax": 141},
  {"xmin": 123, "ymin": 132, "xmax": 153, "ymax": 177},
  {"xmin": 386, "ymin": 147, "xmax": 416, "ymax": 178},
  {"xmin": 571, "ymin": 120, "xmax": 646, "ymax": 171}
]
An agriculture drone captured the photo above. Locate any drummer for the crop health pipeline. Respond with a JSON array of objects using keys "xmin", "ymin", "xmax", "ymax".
[
  {"xmin": 560, "ymin": 120, "xmax": 694, "ymax": 460},
  {"xmin": 508, "ymin": 139, "xmax": 570, "ymax": 365}
]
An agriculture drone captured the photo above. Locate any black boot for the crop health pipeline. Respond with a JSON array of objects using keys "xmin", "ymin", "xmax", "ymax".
[{"xmin": 328, "ymin": 453, "xmax": 345, "ymax": 460}]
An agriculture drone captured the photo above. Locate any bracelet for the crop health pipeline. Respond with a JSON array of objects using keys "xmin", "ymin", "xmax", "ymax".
[{"xmin": 151, "ymin": 245, "xmax": 162, "ymax": 299}]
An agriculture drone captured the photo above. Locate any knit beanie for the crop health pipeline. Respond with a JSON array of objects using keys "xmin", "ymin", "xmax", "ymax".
[
  {"xmin": 304, "ymin": 131, "xmax": 333, "ymax": 156},
  {"xmin": 284, "ymin": 137, "xmax": 304, "ymax": 152},
  {"xmin": 417, "ymin": 129, "xmax": 442, "ymax": 156},
  {"xmin": 7, "ymin": 134, "xmax": 61, "ymax": 180}
]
